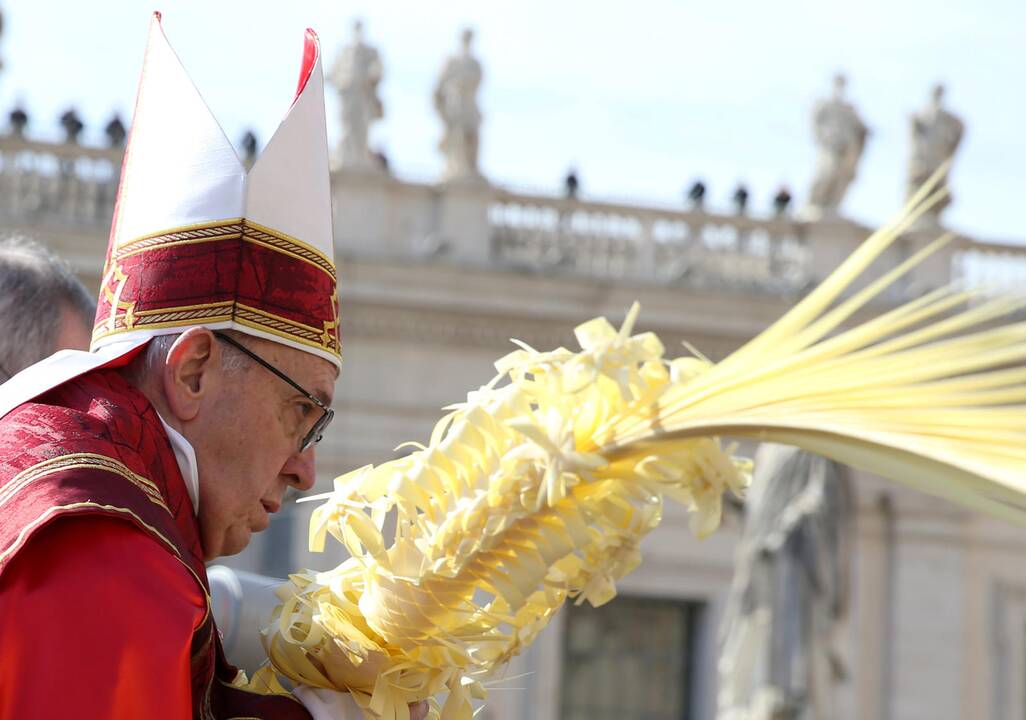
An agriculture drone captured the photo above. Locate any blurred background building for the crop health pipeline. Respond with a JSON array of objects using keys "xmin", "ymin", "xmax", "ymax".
[{"xmin": 2, "ymin": 2, "xmax": 1026, "ymax": 719}]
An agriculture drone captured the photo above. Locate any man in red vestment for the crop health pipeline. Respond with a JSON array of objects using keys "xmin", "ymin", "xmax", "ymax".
[{"xmin": 0, "ymin": 15, "xmax": 426, "ymax": 720}]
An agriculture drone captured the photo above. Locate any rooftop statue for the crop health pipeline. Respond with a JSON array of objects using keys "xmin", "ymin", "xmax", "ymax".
[
  {"xmin": 907, "ymin": 83, "xmax": 964, "ymax": 226},
  {"xmin": 329, "ymin": 20, "xmax": 385, "ymax": 172},
  {"xmin": 433, "ymin": 28, "xmax": 485, "ymax": 183},
  {"xmin": 802, "ymin": 74, "xmax": 869, "ymax": 220}
]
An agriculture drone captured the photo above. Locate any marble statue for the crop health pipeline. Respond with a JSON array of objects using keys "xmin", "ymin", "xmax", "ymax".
[
  {"xmin": 329, "ymin": 20, "xmax": 384, "ymax": 172},
  {"xmin": 803, "ymin": 74, "xmax": 868, "ymax": 220},
  {"xmin": 717, "ymin": 444, "xmax": 852, "ymax": 720},
  {"xmin": 433, "ymin": 28, "xmax": 484, "ymax": 183},
  {"xmin": 907, "ymin": 83, "xmax": 964, "ymax": 223}
]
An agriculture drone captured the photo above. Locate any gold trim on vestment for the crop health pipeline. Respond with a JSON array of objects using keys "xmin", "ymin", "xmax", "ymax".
[
  {"xmin": 0, "ymin": 453, "xmax": 169, "ymax": 513},
  {"xmin": 0, "ymin": 452, "xmax": 213, "ymax": 626}
]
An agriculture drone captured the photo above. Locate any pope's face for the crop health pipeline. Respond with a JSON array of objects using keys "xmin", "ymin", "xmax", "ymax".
[{"xmin": 191, "ymin": 337, "xmax": 337, "ymax": 559}]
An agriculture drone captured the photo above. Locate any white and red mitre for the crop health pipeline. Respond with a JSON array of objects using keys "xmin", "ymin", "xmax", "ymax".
[
  {"xmin": 0, "ymin": 14, "xmax": 339, "ymax": 418},
  {"xmin": 94, "ymin": 13, "xmax": 340, "ymax": 368}
]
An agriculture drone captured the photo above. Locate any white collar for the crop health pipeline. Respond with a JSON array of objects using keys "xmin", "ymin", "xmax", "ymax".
[{"xmin": 156, "ymin": 412, "xmax": 200, "ymax": 515}]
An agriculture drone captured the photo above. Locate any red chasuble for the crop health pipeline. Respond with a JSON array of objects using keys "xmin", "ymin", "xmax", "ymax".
[{"xmin": 0, "ymin": 369, "xmax": 311, "ymax": 719}]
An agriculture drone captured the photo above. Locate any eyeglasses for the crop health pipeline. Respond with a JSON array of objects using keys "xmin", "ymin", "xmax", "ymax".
[{"xmin": 213, "ymin": 331, "xmax": 334, "ymax": 453}]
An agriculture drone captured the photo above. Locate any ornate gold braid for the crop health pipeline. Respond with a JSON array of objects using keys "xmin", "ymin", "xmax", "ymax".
[
  {"xmin": 94, "ymin": 302, "xmax": 234, "ymax": 334},
  {"xmin": 93, "ymin": 302, "xmax": 339, "ymax": 357},
  {"xmin": 129, "ymin": 304, "xmax": 234, "ymax": 328},
  {"xmin": 114, "ymin": 222, "xmax": 244, "ymax": 261},
  {"xmin": 235, "ymin": 304, "xmax": 339, "ymax": 353},
  {"xmin": 95, "ymin": 219, "xmax": 339, "ymax": 356},
  {"xmin": 242, "ymin": 224, "xmax": 335, "ymax": 279},
  {"xmin": 110, "ymin": 220, "xmax": 335, "ymax": 280}
]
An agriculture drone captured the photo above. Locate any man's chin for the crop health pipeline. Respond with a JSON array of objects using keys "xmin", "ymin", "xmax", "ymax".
[
  {"xmin": 207, "ymin": 527, "xmax": 254, "ymax": 560},
  {"xmin": 253, "ymin": 508, "xmax": 271, "ymax": 533}
]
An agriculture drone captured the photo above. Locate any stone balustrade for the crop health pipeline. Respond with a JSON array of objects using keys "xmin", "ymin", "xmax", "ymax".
[
  {"xmin": 488, "ymin": 189, "xmax": 812, "ymax": 294},
  {"xmin": 489, "ymin": 188, "xmax": 1026, "ymax": 299},
  {"xmin": 2, "ymin": 134, "xmax": 1023, "ymax": 301},
  {"xmin": 0, "ymin": 134, "xmax": 123, "ymax": 228},
  {"xmin": 951, "ymin": 238, "xmax": 1026, "ymax": 294}
]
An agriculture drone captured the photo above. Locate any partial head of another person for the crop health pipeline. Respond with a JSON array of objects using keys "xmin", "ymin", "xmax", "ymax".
[
  {"xmin": 0, "ymin": 236, "xmax": 95, "ymax": 381},
  {"xmin": 122, "ymin": 328, "xmax": 339, "ymax": 560}
]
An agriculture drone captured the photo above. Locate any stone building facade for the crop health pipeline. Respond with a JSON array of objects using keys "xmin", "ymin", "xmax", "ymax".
[{"xmin": 2, "ymin": 109, "xmax": 1025, "ymax": 720}]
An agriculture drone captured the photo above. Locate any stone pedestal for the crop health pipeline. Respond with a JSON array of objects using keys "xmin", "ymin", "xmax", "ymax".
[
  {"xmin": 802, "ymin": 215, "xmax": 957, "ymax": 301},
  {"xmin": 332, "ymin": 170, "xmax": 440, "ymax": 261},
  {"xmin": 332, "ymin": 169, "xmax": 396, "ymax": 255},
  {"xmin": 899, "ymin": 227, "xmax": 958, "ymax": 296},
  {"xmin": 435, "ymin": 177, "xmax": 493, "ymax": 264},
  {"xmin": 806, "ymin": 216, "xmax": 870, "ymax": 287}
]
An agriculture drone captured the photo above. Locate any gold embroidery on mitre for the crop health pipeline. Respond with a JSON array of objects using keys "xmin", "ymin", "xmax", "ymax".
[
  {"xmin": 93, "ymin": 301, "xmax": 236, "ymax": 338},
  {"xmin": 109, "ymin": 219, "xmax": 334, "ymax": 280},
  {"xmin": 92, "ymin": 219, "xmax": 341, "ymax": 359},
  {"xmin": 114, "ymin": 219, "xmax": 244, "ymax": 261},
  {"xmin": 92, "ymin": 300, "xmax": 341, "ymax": 359},
  {"xmin": 242, "ymin": 221, "xmax": 336, "ymax": 280},
  {"xmin": 128, "ymin": 301, "xmax": 235, "ymax": 328},
  {"xmin": 100, "ymin": 263, "xmax": 137, "ymax": 333},
  {"xmin": 320, "ymin": 289, "xmax": 341, "ymax": 349},
  {"xmin": 234, "ymin": 303, "xmax": 341, "ymax": 357}
]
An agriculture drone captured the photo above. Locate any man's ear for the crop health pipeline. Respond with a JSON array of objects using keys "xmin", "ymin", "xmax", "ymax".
[{"xmin": 162, "ymin": 328, "xmax": 221, "ymax": 422}]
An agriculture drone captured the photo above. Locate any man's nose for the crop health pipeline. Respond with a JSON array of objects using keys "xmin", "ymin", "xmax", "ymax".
[{"xmin": 281, "ymin": 445, "xmax": 317, "ymax": 492}]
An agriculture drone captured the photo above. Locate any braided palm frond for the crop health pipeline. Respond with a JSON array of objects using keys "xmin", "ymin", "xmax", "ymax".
[{"xmin": 255, "ymin": 162, "xmax": 1026, "ymax": 719}]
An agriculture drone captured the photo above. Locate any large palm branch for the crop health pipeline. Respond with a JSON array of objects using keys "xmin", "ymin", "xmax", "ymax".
[{"xmin": 251, "ymin": 165, "xmax": 1026, "ymax": 719}]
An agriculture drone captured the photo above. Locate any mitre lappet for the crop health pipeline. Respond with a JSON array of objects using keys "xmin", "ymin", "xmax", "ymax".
[{"xmin": 0, "ymin": 12, "xmax": 340, "ymax": 417}]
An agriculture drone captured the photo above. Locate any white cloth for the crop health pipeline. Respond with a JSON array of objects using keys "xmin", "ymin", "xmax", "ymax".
[
  {"xmin": 0, "ymin": 338, "xmax": 150, "ymax": 420},
  {"xmin": 156, "ymin": 412, "xmax": 200, "ymax": 513},
  {"xmin": 293, "ymin": 686, "xmax": 365, "ymax": 720}
]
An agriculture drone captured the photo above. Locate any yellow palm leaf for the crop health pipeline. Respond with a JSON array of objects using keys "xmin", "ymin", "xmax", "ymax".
[{"xmin": 255, "ymin": 160, "xmax": 1026, "ymax": 718}]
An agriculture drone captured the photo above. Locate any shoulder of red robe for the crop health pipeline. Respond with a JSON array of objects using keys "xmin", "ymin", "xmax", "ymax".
[{"xmin": 0, "ymin": 14, "xmax": 339, "ymax": 419}]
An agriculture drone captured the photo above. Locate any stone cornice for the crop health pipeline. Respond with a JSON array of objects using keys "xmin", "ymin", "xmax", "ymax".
[{"xmin": 338, "ymin": 256, "xmax": 792, "ymax": 357}]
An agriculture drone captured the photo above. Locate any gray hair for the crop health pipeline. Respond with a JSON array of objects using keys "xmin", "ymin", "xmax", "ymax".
[
  {"xmin": 121, "ymin": 330, "xmax": 253, "ymax": 388},
  {"xmin": 0, "ymin": 236, "xmax": 96, "ymax": 380}
]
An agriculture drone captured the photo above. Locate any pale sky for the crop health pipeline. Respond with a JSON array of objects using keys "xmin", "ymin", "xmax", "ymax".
[{"xmin": 1, "ymin": 0, "xmax": 1023, "ymax": 241}]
